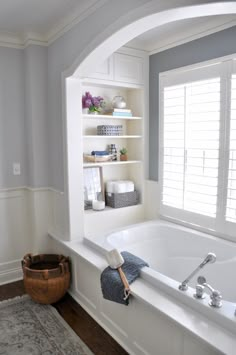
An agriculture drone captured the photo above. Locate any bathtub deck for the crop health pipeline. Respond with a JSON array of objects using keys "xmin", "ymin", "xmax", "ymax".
[{"xmin": 0, "ymin": 280, "xmax": 128, "ymax": 355}]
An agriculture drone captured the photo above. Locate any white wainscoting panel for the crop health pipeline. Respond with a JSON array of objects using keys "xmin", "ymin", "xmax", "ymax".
[
  {"xmin": 27, "ymin": 189, "xmax": 52, "ymax": 253},
  {"xmin": 0, "ymin": 187, "xmax": 53, "ymax": 285},
  {"xmin": 50, "ymin": 189, "xmax": 69, "ymax": 240},
  {"xmin": 0, "ymin": 259, "xmax": 22, "ymax": 285},
  {"xmin": 0, "ymin": 189, "xmax": 32, "ymax": 263}
]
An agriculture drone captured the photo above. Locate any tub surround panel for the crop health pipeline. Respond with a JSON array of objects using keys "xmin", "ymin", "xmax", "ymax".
[
  {"xmin": 84, "ymin": 205, "xmax": 145, "ymax": 237},
  {"xmin": 88, "ymin": 219, "xmax": 236, "ymax": 330},
  {"xmin": 49, "ymin": 235, "xmax": 226, "ymax": 355}
]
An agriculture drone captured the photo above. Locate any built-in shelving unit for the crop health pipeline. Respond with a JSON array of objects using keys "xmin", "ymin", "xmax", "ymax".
[
  {"xmin": 78, "ymin": 47, "xmax": 148, "ymax": 235},
  {"xmin": 64, "ymin": 47, "xmax": 148, "ymax": 238}
]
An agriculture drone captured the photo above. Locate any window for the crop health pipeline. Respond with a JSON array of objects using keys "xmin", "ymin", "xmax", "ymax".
[
  {"xmin": 160, "ymin": 58, "xmax": 236, "ymax": 238},
  {"xmin": 226, "ymin": 73, "xmax": 236, "ymax": 223}
]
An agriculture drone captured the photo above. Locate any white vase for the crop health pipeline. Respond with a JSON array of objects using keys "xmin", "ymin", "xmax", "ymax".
[{"xmin": 82, "ymin": 108, "xmax": 89, "ymax": 114}]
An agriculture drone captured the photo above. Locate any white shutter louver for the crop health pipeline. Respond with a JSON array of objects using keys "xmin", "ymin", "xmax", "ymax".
[
  {"xmin": 226, "ymin": 74, "xmax": 236, "ymax": 222},
  {"xmin": 162, "ymin": 78, "xmax": 221, "ymax": 218}
]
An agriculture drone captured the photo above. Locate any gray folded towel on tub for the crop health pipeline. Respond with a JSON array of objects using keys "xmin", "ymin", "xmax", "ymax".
[{"xmin": 101, "ymin": 251, "xmax": 149, "ymax": 305}]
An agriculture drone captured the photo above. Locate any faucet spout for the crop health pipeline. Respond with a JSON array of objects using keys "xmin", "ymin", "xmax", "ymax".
[{"xmin": 179, "ymin": 253, "xmax": 216, "ymax": 291}]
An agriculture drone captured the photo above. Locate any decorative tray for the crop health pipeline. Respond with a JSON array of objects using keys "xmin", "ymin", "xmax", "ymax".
[{"xmin": 84, "ymin": 154, "xmax": 113, "ymax": 163}]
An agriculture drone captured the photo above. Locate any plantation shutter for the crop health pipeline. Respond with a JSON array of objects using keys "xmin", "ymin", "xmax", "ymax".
[
  {"xmin": 160, "ymin": 64, "xmax": 221, "ymax": 228},
  {"xmin": 226, "ymin": 73, "xmax": 236, "ymax": 223}
]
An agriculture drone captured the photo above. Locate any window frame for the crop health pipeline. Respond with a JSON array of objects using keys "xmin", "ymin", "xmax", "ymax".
[{"xmin": 159, "ymin": 54, "xmax": 236, "ymax": 241}]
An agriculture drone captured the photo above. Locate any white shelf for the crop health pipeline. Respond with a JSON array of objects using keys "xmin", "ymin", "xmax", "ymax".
[
  {"xmin": 82, "ymin": 114, "xmax": 142, "ymax": 120},
  {"xmin": 83, "ymin": 160, "xmax": 141, "ymax": 167},
  {"xmin": 84, "ymin": 204, "xmax": 143, "ymax": 215},
  {"xmin": 83, "ymin": 135, "xmax": 142, "ymax": 139}
]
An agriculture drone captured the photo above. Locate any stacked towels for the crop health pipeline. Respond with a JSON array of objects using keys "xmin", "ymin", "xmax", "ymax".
[
  {"xmin": 106, "ymin": 180, "xmax": 134, "ymax": 194},
  {"xmin": 91, "ymin": 150, "xmax": 109, "ymax": 156}
]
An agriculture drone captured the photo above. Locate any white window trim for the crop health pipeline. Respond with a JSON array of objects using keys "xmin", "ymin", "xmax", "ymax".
[{"xmin": 159, "ymin": 53, "xmax": 236, "ymax": 242}]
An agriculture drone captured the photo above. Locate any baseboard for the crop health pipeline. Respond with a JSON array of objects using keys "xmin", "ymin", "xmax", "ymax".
[{"xmin": 0, "ymin": 260, "xmax": 23, "ymax": 285}]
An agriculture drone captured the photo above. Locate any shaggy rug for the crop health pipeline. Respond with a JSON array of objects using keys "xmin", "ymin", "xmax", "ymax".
[{"xmin": 0, "ymin": 295, "xmax": 94, "ymax": 355}]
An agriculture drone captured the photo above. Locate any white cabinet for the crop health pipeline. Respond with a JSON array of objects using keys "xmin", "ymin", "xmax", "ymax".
[
  {"xmin": 114, "ymin": 53, "xmax": 143, "ymax": 85},
  {"xmin": 87, "ymin": 57, "xmax": 113, "ymax": 81},
  {"xmin": 86, "ymin": 50, "xmax": 144, "ymax": 85}
]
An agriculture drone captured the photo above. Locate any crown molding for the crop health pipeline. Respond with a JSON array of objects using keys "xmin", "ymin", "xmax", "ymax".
[
  {"xmin": 0, "ymin": 32, "xmax": 24, "ymax": 49},
  {"xmin": 0, "ymin": 0, "xmax": 108, "ymax": 49},
  {"xmin": 148, "ymin": 19, "xmax": 236, "ymax": 55},
  {"xmin": 0, "ymin": 4, "xmax": 234, "ymax": 51},
  {"xmin": 46, "ymin": 0, "xmax": 109, "ymax": 45}
]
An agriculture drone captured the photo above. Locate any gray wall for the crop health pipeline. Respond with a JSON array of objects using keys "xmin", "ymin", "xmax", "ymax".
[
  {"xmin": 0, "ymin": 45, "xmax": 48, "ymax": 189},
  {"xmin": 0, "ymin": 47, "xmax": 26, "ymax": 188},
  {"xmin": 24, "ymin": 45, "xmax": 49, "ymax": 188},
  {"xmin": 149, "ymin": 25, "xmax": 236, "ymax": 181}
]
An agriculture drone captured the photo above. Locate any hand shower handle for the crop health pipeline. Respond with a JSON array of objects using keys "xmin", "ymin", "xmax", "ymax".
[{"xmin": 179, "ymin": 253, "xmax": 216, "ymax": 291}]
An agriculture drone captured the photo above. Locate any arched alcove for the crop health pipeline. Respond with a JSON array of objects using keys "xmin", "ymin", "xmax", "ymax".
[{"xmin": 63, "ymin": 1, "xmax": 236, "ymax": 241}]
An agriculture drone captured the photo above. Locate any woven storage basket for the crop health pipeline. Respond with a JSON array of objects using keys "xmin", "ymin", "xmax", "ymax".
[
  {"xmin": 84, "ymin": 154, "xmax": 112, "ymax": 162},
  {"xmin": 105, "ymin": 190, "xmax": 138, "ymax": 208},
  {"xmin": 22, "ymin": 254, "xmax": 70, "ymax": 304},
  {"xmin": 97, "ymin": 125, "xmax": 123, "ymax": 136}
]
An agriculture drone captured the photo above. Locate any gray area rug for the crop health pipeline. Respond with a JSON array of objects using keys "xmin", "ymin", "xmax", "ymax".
[{"xmin": 0, "ymin": 295, "xmax": 94, "ymax": 355}]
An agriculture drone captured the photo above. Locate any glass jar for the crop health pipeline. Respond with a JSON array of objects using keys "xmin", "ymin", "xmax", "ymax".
[{"xmin": 112, "ymin": 96, "xmax": 126, "ymax": 109}]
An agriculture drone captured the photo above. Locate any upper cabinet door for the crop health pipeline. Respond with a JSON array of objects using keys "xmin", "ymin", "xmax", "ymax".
[
  {"xmin": 87, "ymin": 57, "xmax": 114, "ymax": 80},
  {"xmin": 114, "ymin": 53, "xmax": 143, "ymax": 85}
]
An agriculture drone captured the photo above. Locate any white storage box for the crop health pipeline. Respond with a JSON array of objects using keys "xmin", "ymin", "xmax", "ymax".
[{"xmin": 106, "ymin": 180, "xmax": 134, "ymax": 194}]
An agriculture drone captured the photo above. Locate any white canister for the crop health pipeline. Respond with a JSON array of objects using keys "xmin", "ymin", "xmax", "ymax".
[{"xmin": 92, "ymin": 200, "xmax": 105, "ymax": 211}]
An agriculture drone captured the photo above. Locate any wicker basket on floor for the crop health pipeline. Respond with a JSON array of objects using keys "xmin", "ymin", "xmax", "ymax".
[{"xmin": 22, "ymin": 254, "xmax": 70, "ymax": 304}]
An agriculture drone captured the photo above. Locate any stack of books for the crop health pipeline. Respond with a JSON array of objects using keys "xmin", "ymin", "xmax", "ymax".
[{"xmin": 112, "ymin": 108, "xmax": 133, "ymax": 117}]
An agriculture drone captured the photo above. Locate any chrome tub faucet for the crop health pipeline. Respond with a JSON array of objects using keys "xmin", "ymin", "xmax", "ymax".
[
  {"xmin": 179, "ymin": 252, "xmax": 216, "ymax": 291},
  {"xmin": 194, "ymin": 276, "xmax": 222, "ymax": 308}
]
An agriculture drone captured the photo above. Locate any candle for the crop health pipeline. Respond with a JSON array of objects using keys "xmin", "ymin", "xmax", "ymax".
[{"xmin": 92, "ymin": 200, "xmax": 105, "ymax": 211}]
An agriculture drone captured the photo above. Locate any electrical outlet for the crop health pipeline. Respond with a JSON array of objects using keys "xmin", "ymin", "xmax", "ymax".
[{"xmin": 13, "ymin": 163, "xmax": 21, "ymax": 175}]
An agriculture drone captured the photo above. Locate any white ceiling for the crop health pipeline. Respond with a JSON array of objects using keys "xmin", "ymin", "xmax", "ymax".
[
  {"xmin": 126, "ymin": 15, "xmax": 236, "ymax": 54},
  {"xmin": 0, "ymin": 3, "xmax": 235, "ymax": 50},
  {"xmin": 0, "ymin": 0, "xmax": 107, "ymax": 46}
]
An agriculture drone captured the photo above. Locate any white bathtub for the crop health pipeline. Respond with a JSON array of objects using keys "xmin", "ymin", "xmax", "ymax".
[{"xmin": 85, "ymin": 219, "xmax": 236, "ymax": 335}]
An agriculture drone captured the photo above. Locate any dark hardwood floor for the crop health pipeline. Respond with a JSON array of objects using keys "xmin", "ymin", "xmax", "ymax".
[{"xmin": 0, "ymin": 280, "xmax": 128, "ymax": 355}]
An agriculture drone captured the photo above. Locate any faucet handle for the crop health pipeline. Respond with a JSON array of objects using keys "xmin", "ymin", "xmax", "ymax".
[
  {"xmin": 194, "ymin": 284, "xmax": 205, "ymax": 299},
  {"xmin": 209, "ymin": 290, "xmax": 222, "ymax": 308}
]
